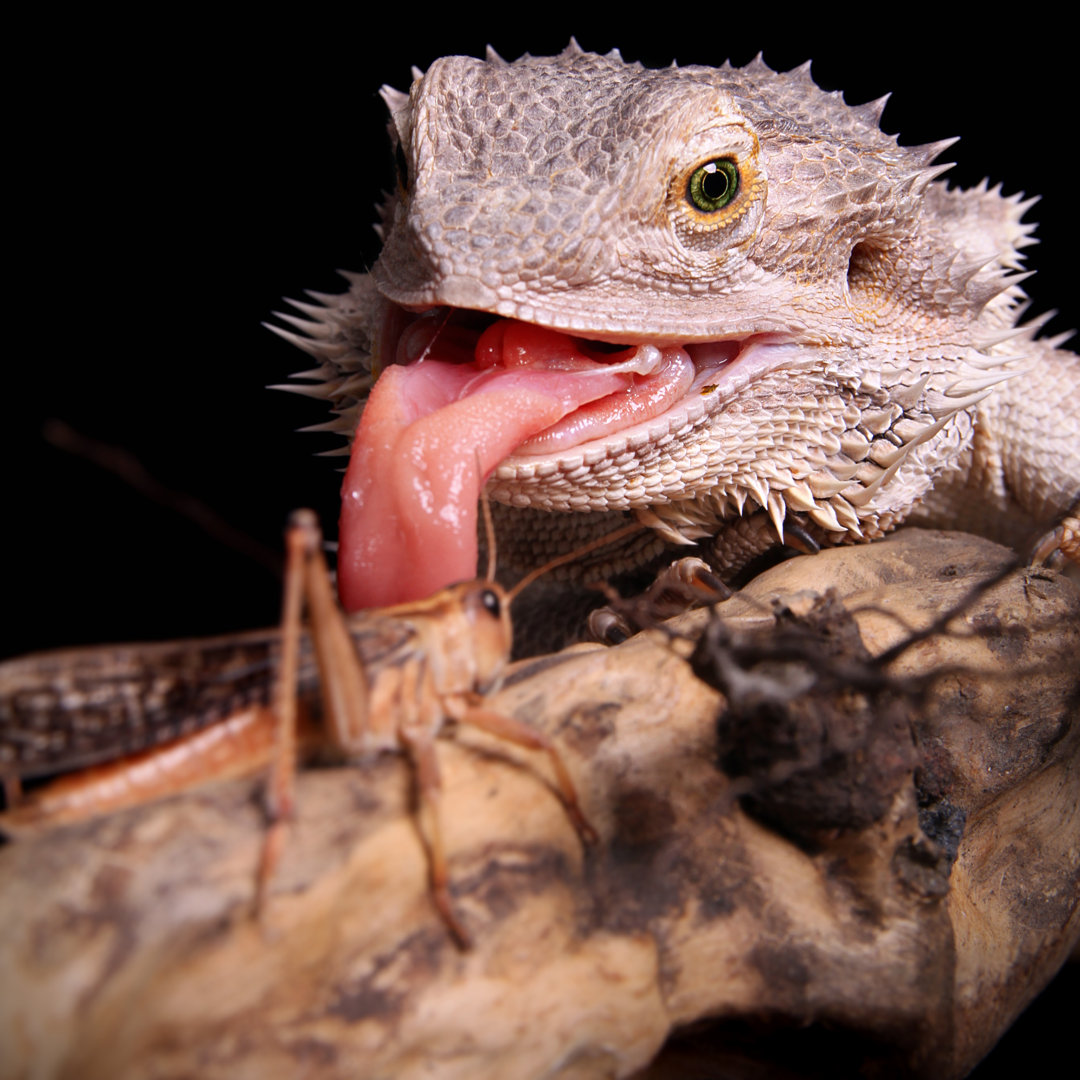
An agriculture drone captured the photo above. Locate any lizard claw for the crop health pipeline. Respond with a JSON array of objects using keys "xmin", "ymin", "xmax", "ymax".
[
  {"xmin": 645, "ymin": 557, "xmax": 733, "ymax": 612},
  {"xmin": 781, "ymin": 520, "xmax": 822, "ymax": 556},
  {"xmin": 588, "ymin": 556, "xmax": 733, "ymax": 644},
  {"xmin": 588, "ymin": 608, "xmax": 633, "ymax": 645},
  {"xmin": 1030, "ymin": 515, "xmax": 1080, "ymax": 568}
]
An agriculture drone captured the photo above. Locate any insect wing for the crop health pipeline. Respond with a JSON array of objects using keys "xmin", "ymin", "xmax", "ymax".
[{"xmin": 0, "ymin": 630, "xmax": 282, "ymax": 781}]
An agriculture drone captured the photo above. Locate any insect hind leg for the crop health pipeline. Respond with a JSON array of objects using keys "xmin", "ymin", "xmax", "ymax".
[
  {"xmin": 453, "ymin": 699, "xmax": 598, "ymax": 846},
  {"xmin": 255, "ymin": 511, "xmax": 310, "ymax": 915},
  {"xmin": 399, "ymin": 722, "xmax": 472, "ymax": 949}
]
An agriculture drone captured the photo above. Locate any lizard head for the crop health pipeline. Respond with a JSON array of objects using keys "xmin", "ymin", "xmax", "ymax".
[{"xmin": 270, "ymin": 43, "xmax": 1041, "ymax": 610}]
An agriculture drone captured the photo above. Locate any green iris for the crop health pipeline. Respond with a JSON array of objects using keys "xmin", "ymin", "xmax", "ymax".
[{"xmin": 687, "ymin": 158, "xmax": 739, "ymax": 212}]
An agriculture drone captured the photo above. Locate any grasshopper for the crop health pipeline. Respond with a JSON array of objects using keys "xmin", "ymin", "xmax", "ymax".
[{"xmin": 0, "ymin": 508, "xmax": 628, "ymax": 946}]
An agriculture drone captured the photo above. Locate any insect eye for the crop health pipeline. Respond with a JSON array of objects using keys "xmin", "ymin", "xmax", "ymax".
[
  {"xmin": 479, "ymin": 588, "xmax": 502, "ymax": 618},
  {"xmin": 687, "ymin": 158, "xmax": 740, "ymax": 212}
]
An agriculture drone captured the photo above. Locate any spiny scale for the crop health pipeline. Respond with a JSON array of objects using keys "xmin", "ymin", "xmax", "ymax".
[{"xmin": 265, "ymin": 43, "xmax": 1077, "ymax": 588}]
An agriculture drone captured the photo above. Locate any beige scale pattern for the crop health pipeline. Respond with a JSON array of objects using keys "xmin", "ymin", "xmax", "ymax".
[{"xmin": 269, "ymin": 42, "xmax": 1079, "ymax": 577}]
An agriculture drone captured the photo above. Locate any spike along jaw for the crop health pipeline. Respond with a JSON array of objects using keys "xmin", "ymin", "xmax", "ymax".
[{"xmin": 270, "ymin": 46, "xmax": 1041, "ymax": 612}]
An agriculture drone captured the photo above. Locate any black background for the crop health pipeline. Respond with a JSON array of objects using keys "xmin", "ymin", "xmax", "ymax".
[{"xmin": 7, "ymin": 12, "xmax": 1075, "ymax": 1072}]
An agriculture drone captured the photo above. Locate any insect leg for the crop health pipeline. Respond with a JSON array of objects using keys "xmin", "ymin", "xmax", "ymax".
[
  {"xmin": 1, "ymin": 709, "xmax": 277, "ymax": 834},
  {"xmin": 294, "ymin": 511, "xmax": 369, "ymax": 750},
  {"xmin": 257, "ymin": 509, "xmax": 374, "ymax": 911},
  {"xmin": 255, "ymin": 511, "xmax": 310, "ymax": 912},
  {"xmin": 398, "ymin": 719, "xmax": 471, "ymax": 949},
  {"xmin": 453, "ymin": 699, "xmax": 598, "ymax": 845}
]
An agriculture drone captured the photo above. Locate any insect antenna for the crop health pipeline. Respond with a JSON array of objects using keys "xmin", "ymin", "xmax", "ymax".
[
  {"xmin": 474, "ymin": 445, "xmax": 644, "ymax": 602},
  {"xmin": 478, "ymin": 459, "xmax": 498, "ymax": 584},
  {"xmin": 505, "ymin": 521, "xmax": 646, "ymax": 604}
]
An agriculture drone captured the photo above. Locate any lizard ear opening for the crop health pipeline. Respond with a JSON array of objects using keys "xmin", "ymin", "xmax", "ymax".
[{"xmin": 846, "ymin": 240, "xmax": 890, "ymax": 305}]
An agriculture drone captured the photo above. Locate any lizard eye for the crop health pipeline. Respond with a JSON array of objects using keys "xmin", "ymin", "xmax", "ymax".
[{"xmin": 687, "ymin": 158, "xmax": 740, "ymax": 212}]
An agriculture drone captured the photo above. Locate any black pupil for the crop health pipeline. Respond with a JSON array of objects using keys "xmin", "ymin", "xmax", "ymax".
[
  {"xmin": 702, "ymin": 166, "xmax": 730, "ymax": 202},
  {"xmin": 480, "ymin": 589, "xmax": 501, "ymax": 617}
]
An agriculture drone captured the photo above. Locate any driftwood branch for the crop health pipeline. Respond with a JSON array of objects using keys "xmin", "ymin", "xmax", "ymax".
[{"xmin": 1, "ymin": 529, "xmax": 1077, "ymax": 1079}]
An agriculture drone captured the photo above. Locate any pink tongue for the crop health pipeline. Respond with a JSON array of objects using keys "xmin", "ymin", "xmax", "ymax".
[{"xmin": 338, "ymin": 330, "xmax": 632, "ymax": 610}]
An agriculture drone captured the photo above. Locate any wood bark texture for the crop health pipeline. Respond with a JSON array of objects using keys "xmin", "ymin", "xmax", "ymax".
[{"xmin": 0, "ymin": 529, "xmax": 1077, "ymax": 1080}]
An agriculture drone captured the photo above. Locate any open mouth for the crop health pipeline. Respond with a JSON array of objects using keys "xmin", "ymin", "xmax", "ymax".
[
  {"xmin": 389, "ymin": 308, "xmax": 750, "ymax": 455},
  {"xmin": 338, "ymin": 306, "xmax": 797, "ymax": 611}
]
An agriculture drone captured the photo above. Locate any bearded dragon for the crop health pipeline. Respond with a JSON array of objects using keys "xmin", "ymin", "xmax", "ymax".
[{"xmin": 268, "ymin": 42, "xmax": 1080, "ymax": 615}]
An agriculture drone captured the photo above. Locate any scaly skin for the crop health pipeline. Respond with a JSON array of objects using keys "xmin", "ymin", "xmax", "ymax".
[{"xmin": 269, "ymin": 43, "xmax": 1080, "ymax": 591}]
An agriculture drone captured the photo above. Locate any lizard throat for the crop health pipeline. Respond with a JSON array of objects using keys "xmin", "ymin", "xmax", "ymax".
[{"xmin": 338, "ymin": 307, "xmax": 796, "ymax": 610}]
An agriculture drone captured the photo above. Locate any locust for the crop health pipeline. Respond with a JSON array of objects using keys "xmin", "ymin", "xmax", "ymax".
[{"xmin": 0, "ymin": 508, "xmax": 627, "ymax": 946}]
